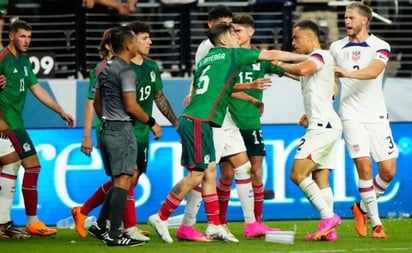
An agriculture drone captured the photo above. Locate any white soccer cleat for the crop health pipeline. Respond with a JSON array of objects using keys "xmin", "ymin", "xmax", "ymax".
[
  {"xmin": 125, "ymin": 226, "xmax": 150, "ymax": 242},
  {"xmin": 205, "ymin": 224, "xmax": 239, "ymax": 243},
  {"xmin": 148, "ymin": 214, "xmax": 173, "ymax": 243}
]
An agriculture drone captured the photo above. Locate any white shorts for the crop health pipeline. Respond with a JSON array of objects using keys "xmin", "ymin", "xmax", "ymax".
[
  {"xmin": 342, "ymin": 120, "xmax": 399, "ymax": 161},
  {"xmin": 213, "ymin": 121, "xmax": 246, "ymax": 163},
  {"xmin": 295, "ymin": 128, "xmax": 342, "ymax": 168},
  {"xmin": 0, "ymin": 138, "xmax": 15, "ymax": 157}
]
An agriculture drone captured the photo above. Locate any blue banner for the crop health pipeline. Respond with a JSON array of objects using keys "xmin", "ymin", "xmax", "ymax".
[{"xmin": 10, "ymin": 123, "xmax": 412, "ymax": 226}]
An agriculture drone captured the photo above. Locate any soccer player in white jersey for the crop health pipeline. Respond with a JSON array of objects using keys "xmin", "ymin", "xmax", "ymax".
[
  {"xmin": 276, "ymin": 19, "xmax": 342, "ymax": 241},
  {"xmin": 330, "ymin": 0, "xmax": 397, "ymax": 239}
]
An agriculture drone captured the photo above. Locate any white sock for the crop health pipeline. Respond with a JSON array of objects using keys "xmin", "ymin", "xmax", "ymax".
[
  {"xmin": 360, "ymin": 175, "xmax": 390, "ymax": 213},
  {"xmin": 299, "ymin": 177, "xmax": 333, "ymax": 219},
  {"xmin": 0, "ymin": 161, "xmax": 20, "ymax": 224},
  {"xmin": 320, "ymin": 187, "xmax": 334, "ymax": 211},
  {"xmin": 234, "ymin": 162, "xmax": 255, "ymax": 224},
  {"xmin": 358, "ymin": 179, "xmax": 381, "ymax": 227},
  {"xmin": 181, "ymin": 186, "xmax": 202, "ymax": 226}
]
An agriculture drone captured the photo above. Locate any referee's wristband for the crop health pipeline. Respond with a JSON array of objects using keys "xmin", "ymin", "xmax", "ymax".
[{"xmin": 145, "ymin": 116, "xmax": 156, "ymax": 127}]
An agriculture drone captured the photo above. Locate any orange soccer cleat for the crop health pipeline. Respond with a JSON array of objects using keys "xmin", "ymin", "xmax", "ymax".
[
  {"xmin": 351, "ymin": 203, "xmax": 368, "ymax": 237},
  {"xmin": 26, "ymin": 221, "xmax": 57, "ymax": 236}
]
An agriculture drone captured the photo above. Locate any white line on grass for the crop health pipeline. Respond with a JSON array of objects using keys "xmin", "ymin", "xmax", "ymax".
[{"xmin": 354, "ymin": 247, "xmax": 412, "ymax": 252}]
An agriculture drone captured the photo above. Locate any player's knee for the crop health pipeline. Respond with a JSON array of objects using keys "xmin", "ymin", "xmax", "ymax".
[{"xmin": 234, "ymin": 161, "xmax": 251, "ymax": 180}]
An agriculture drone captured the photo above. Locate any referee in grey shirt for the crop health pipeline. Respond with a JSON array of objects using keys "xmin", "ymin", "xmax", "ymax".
[{"xmin": 92, "ymin": 25, "xmax": 162, "ymax": 247}]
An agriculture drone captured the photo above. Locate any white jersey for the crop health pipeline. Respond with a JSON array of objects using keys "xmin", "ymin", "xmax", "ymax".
[
  {"xmin": 330, "ymin": 34, "xmax": 390, "ymax": 122},
  {"xmin": 195, "ymin": 39, "xmax": 214, "ymax": 66},
  {"xmin": 301, "ymin": 49, "xmax": 342, "ymax": 130}
]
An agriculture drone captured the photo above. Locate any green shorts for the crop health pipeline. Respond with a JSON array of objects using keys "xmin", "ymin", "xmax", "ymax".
[
  {"xmin": 240, "ymin": 128, "xmax": 266, "ymax": 157},
  {"xmin": 9, "ymin": 129, "xmax": 37, "ymax": 159},
  {"xmin": 100, "ymin": 121, "xmax": 137, "ymax": 177},
  {"xmin": 177, "ymin": 117, "xmax": 215, "ymax": 170}
]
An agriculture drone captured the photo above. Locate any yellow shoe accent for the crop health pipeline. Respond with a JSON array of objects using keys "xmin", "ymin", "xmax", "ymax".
[
  {"xmin": 71, "ymin": 206, "xmax": 87, "ymax": 239},
  {"xmin": 26, "ymin": 221, "xmax": 57, "ymax": 236}
]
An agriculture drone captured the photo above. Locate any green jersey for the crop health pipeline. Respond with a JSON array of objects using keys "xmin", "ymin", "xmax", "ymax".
[
  {"xmin": 230, "ymin": 60, "xmax": 284, "ymax": 129},
  {"xmin": 0, "ymin": 48, "xmax": 38, "ymax": 129},
  {"xmin": 88, "ymin": 59, "xmax": 108, "ymax": 133},
  {"xmin": 131, "ymin": 57, "xmax": 163, "ymax": 143},
  {"xmin": 183, "ymin": 47, "xmax": 261, "ymax": 126}
]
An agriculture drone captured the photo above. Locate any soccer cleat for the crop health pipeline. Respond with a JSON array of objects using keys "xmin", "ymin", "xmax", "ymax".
[
  {"xmin": 321, "ymin": 230, "xmax": 338, "ymax": 241},
  {"xmin": 71, "ymin": 206, "xmax": 87, "ymax": 239},
  {"xmin": 88, "ymin": 223, "xmax": 108, "ymax": 241},
  {"xmin": 104, "ymin": 232, "xmax": 145, "ymax": 247},
  {"xmin": 205, "ymin": 224, "xmax": 239, "ymax": 243},
  {"xmin": 259, "ymin": 223, "xmax": 281, "ymax": 233},
  {"xmin": 222, "ymin": 224, "xmax": 239, "ymax": 242},
  {"xmin": 244, "ymin": 222, "xmax": 267, "ymax": 238},
  {"xmin": 0, "ymin": 221, "xmax": 31, "ymax": 239},
  {"xmin": 372, "ymin": 225, "xmax": 387, "ymax": 239},
  {"xmin": 136, "ymin": 227, "xmax": 151, "ymax": 237},
  {"xmin": 26, "ymin": 221, "xmax": 57, "ymax": 236},
  {"xmin": 125, "ymin": 226, "xmax": 150, "ymax": 242},
  {"xmin": 304, "ymin": 214, "xmax": 341, "ymax": 241},
  {"xmin": 351, "ymin": 203, "xmax": 368, "ymax": 237},
  {"xmin": 147, "ymin": 214, "xmax": 173, "ymax": 243},
  {"xmin": 176, "ymin": 225, "xmax": 211, "ymax": 242}
]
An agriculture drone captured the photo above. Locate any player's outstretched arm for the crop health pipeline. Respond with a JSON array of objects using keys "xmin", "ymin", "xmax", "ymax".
[{"xmin": 30, "ymin": 83, "xmax": 75, "ymax": 127}]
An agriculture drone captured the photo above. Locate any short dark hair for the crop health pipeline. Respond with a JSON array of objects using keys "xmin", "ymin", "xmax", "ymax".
[
  {"xmin": 9, "ymin": 20, "xmax": 32, "ymax": 34},
  {"xmin": 206, "ymin": 23, "xmax": 233, "ymax": 46},
  {"xmin": 110, "ymin": 26, "xmax": 135, "ymax": 54},
  {"xmin": 294, "ymin": 20, "xmax": 320, "ymax": 39},
  {"xmin": 208, "ymin": 5, "xmax": 232, "ymax": 22},
  {"xmin": 232, "ymin": 13, "xmax": 255, "ymax": 27},
  {"xmin": 126, "ymin": 21, "xmax": 150, "ymax": 35}
]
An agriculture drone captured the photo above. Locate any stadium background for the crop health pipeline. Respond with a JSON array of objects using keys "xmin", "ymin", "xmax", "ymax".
[{"xmin": 2, "ymin": 0, "xmax": 411, "ymax": 226}]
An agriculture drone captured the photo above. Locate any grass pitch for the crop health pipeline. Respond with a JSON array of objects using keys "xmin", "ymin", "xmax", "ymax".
[{"xmin": 1, "ymin": 218, "xmax": 411, "ymax": 253}]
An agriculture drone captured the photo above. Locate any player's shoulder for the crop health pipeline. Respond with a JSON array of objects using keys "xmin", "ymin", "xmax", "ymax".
[
  {"xmin": 368, "ymin": 34, "xmax": 390, "ymax": 49},
  {"xmin": 329, "ymin": 37, "xmax": 349, "ymax": 51},
  {"xmin": 143, "ymin": 56, "xmax": 160, "ymax": 68}
]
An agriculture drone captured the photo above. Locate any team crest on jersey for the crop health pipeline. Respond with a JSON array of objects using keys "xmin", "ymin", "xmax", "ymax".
[
  {"xmin": 252, "ymin": 63, "xmax": 261, "ymax": 71},
  {"xmin": 23, "ymin": 142, "xmax": 32, "ymax": 152},
  {"xmin": 351, "ymin": 51, "xmax": 361, "ymax": 62},
  {"xmin": 13, "ymin": 68, "xmax": 18, "ymax": 73},
  {"xmin": 203, "ymin": 154, "xmax": 210, "ymax": 164},
  {"xmin": 150, "ymin": 71, "xmax": 156, "ymax": 82}
]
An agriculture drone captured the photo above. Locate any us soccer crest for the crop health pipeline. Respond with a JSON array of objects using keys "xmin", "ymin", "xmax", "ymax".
[{"xmin": 351, "ymin": 51, "xmax": 361, "ymax": 62}]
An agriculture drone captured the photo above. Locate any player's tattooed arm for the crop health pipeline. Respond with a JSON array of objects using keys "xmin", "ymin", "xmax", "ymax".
[{"xmin": 154, "ymin": 91, "xmax": 178, "ymax": 127}]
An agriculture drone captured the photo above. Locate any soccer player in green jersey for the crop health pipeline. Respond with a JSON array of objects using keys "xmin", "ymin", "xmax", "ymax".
[
  {"xmin": 216, "ymin": 13, "xmax": 286, "ymax": 235},
  {"xmin": 0, "ymin": 20, "xmax": 75, "ymax": 236},
  {"xmin": 72, "ymin": 22, "xmax": 178, "ymax": 241},
  {"xmin": 148, "ymin": 22, "xmax": 305, "ymax": 243},
  {"xmin": 0, "ymin": 111, "xmax": 31, "ymax": 239}
]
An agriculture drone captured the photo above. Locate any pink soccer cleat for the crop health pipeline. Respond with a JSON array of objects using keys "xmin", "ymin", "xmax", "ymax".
[
  {"xmin": 304, "ymin": 214, "xmax": 341, "ymax": 241},
  {"xmin": 176, "ymin": 225, "xmax": 211, "ymax": 242},
  {"xmin": 321, "ymin": 230, "xmax": 338, "ymax": 241},
  {"xmin": 244, "ymin": 222, "xmax": 272, "ymax": 238}
]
